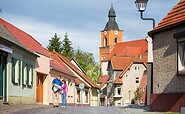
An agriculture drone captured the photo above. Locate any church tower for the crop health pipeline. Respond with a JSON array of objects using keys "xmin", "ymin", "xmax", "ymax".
[{"xmin": 99, "ymin": 5, "xmax": 123, "ymax": 63}]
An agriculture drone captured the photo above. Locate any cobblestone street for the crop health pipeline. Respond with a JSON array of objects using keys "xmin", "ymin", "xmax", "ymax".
[{"xmin": 0, "ymin": 105, "xmax": 164, "ymax": 114}]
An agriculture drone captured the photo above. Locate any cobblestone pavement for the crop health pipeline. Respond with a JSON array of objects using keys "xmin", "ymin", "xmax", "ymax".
[{"xmin": 0, "ymin": 105, "xmax": 164, "ymax": 114}]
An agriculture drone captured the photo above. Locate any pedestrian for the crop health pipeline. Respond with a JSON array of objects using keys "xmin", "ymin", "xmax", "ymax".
[
  {"xmin": 52, "ymin": 76, "xmax": 62, "ymax": 107},
  {"xmin": 60, "ymin": 79, "xmax": 67, "ymax": 107}
]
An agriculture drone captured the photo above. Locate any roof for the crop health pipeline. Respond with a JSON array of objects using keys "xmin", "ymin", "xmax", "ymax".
[
  {"xmin": 149, "ymin": 0, "xmax": 185, "ymax": 36},
  {"xmin": 0, "ymin": 24, "xmax": 38, "ymax": 56},
  {"xmin": 0, "ymin": 24, "xmax": 25, "ymax": 48},
  {"xmin": 98, "ymin": 75, "xmax": 109, "ymax": 89},
  {"xmin": 0, "ymin": 18, "xmax": 50, "ymax": 57},
  {"xmin": 50, "ymin": 52, "xmax": 76, "ymax": 77},
  {"xmin": 103, "ymin": 39, "xmax": 148, "ymax": 61},
  {"xmin": 104, "ymin": 5, "xmax": 120, "ymax": 31},
  {"xmin": 111, "ymin": 56, "xmax": 133, "ymax": 70},
  {"xmin": 113, "ymin": 57, "xmax": 147, "ymax": 84},
  {"xmin": 53, "ymin": 51, "xmax": 99, "ymax": 89}
]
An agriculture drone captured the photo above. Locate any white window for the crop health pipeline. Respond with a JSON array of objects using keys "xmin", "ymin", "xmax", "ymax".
[
  {"xmin": 28, "ymin": 65, "xmax": 33, "ymax": 86},
  {"xmin": 12, "ymin": 58, "xmax": 20, "ymax": 84},
  {"xmin": 178, "ymin": 41, "xmax": 185, "ymax": 74},
  {"xmin": 117, "ymin": 88, "xmax": 121, "ymax": 95},
  {"xmin": 23, "ymin": 63, "xmax": 27, "ymax": 85},
  {"xmin": 136, "ymin": 77, "xmax": 139, "ymax": 83}
]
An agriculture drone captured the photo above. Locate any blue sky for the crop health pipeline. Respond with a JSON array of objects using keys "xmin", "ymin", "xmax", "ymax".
[{"xmin": 1, "ymin": 0, "xmax": 179, "ymax": 62}]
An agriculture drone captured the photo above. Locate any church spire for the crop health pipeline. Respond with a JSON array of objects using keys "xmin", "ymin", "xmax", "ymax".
[
  {"xmin": 104, "ymin": 4, "xmax": 120, "ymax": 31},
  {"xmin": 108, "ymin": 4, "xmax": 116, "ymax": 17}
]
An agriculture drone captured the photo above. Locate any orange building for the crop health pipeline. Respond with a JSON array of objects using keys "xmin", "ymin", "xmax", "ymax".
[{"xmin": 99, "ymin": 5, "xmax": 123, "ymax": 64}]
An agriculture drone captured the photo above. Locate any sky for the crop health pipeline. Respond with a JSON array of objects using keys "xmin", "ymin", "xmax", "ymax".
[{"xmin": 1, "ymin": 0, "xmax": 179, "ymax": 62}]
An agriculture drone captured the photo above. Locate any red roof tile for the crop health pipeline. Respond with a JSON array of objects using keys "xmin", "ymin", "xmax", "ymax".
[
  {"xmin": 0, "ymin": 18, "xmax": 50, "ymax": 57},
  {"xmin": 111, "ymin": 57, "xmax": 133, "ymax": 70},
  {"xmin": 152, "ymin": 0, "xmax": 185, "ymax": 32},
  {"xmin": 103, "ymin": 39, "xmax": 148, "ymax": 61},
  {"xmin": 50, "ymin": 52, "xmax": 75, "ymax": 77}
]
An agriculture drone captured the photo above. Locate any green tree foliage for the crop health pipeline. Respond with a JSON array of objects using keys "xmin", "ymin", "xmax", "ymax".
[
  {"xmin": 73, "ymin": 48, "xmax": 101, "ymax": 83},
  {"xmin": 134, "ymin": 87, "xmax": 142, "ymax": 103},
  {"xmin": 61, "ymin": 33, "xmax": 74, "ymax": 59},
  {"xmin": 47, "ymin": 33, "xmax": 62, "ymax": 53}
]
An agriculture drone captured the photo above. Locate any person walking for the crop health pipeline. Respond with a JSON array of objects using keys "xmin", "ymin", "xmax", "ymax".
[
  {"xmin": 60, "ymin": 79, "xmax": 67, "ymax": 107},
  {"xmin": 52, "ymin": 76, "xmax": 62, "ymax": 107}
]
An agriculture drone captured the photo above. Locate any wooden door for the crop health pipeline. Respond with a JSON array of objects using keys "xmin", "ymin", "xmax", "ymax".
[{"xmin": 36, "ymin": 74, "xmax": 44, "ymax": 102}]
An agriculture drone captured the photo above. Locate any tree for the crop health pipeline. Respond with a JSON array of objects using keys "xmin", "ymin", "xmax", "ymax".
[
  {"xmin": 73, "ymin": 48, "xmax": 101, "ymax": 83},
  {"xmin": 47, "ymin": 33, "xmax": 62, "ymax": 53},
  {"xmin": 61, "ymin": 33, "xmax": 74, "ymax": 59},
  {"xmin": 134, "ymin": 87, "xmax": 142, "ymax": 104}
]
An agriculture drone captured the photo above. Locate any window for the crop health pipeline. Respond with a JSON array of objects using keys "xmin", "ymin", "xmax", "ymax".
[
  {"xmin": 28, "ymin": 65, "xmax": 33, "ymax": 86},
  {"xmin": 85, "ymin": 91, "xmax": 88, "ymax": 103},
  {"xmin": 22, "ymin": 62, "xmax": 33, "ymax": 87},
  {"xmin": 135, "ymin": 66, "xmax": 140, "ymax": 70},
  {"xmin": 143, "ymin": 87, "xmax": 146, "ymax": 93},
  {"xmin": 114, "ymin": 38, "xmax": 118, "ymax": 44},
  {"xmin": 12, "ymin": 58, "xmax": 21, "ymax": 84},
  {"xmin": 117, "ymin": 88, "xmax": 121, "ymax": 95},
  {"xmin": 174, "ymin": 31, "xmax": 185, "ymax": 75},
  {"xmin": 178, "ymin": 41, "xmax": 185, "ymax": 74},
  {"xmin": 136, "ymin": 77, "xmax": 139, "ymax": 83},
  {"xmin": 77, "ymin": 90, "xmax": 80, "ymax": 102},
  {"xmin": 104, "ymin": 38, "xmax": 108, "ymax": 46}
]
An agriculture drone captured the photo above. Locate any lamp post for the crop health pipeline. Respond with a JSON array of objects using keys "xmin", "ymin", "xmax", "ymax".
[{"xmin": 135, "ymin": 0, "xmax": 155, "ymax": 28}]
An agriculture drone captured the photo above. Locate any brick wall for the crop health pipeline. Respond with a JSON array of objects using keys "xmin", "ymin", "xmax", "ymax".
[{"xmin": 150, "ymin": 93, "xmax": 185, "ymax": 112}]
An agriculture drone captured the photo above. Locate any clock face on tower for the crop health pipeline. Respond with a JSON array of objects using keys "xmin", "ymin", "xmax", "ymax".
[{"xmin": 114, "ymin": 30, "xmax": 118, "ymax": 35}]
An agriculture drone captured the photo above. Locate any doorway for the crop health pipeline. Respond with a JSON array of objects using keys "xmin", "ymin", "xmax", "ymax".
[
  {"xmin": 0, "ymin": 51, "xmax": 7, "ymax": 101},
  {"xmin": 36, "ymin": 73, "xmax": 46, "ymax": 103}
]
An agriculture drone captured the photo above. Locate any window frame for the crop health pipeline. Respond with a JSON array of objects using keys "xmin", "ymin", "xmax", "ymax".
[{"xmin": 174, "ymin": 31, "xmax": 185, "ymax": 76}]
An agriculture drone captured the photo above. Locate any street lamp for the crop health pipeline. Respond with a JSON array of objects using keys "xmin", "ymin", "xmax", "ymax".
[{"xmin": 135, "ymin": 0, "xmax": 155, "ymax": 28}]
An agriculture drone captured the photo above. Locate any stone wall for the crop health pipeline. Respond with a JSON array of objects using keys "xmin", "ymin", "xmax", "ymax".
[{"xmin": 153, "ymin": 26, "xmax": 185, "ymax": 93}]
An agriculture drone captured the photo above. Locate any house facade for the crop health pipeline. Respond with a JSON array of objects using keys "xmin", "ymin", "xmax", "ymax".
[
  {"xmin": 0, "ymin": 23, "xmax": 38, "ymax": 105},
  {"xmin": 101, "ymin": 39, "xmax": 148, "ymax": 106},
  {"xmin": 107, "ymin": 57, "xmax": 147, "ymax": 106},
  {"xmin": 0, "ymin": 18, "xmax": 52, "ymax": 105},
  {"xmin": 54, "ymin": 52, "xmax": 99, "ymax": 106},
  {"xmin": 47, "ymin": 51, "xmax": 77, "ymax": 105},
  {"xmin": 148, "ymin": 0, "xmax": 185, "ymax": 112}
]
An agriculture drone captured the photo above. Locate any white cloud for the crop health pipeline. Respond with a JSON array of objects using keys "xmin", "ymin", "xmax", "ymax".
[{"xmin": 2, "ymin": 14, "xmax": 100, "ymax": 62}]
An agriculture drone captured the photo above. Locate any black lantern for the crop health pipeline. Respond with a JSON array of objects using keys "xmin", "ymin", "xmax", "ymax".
[
  {"xmin": 135, "ymin": 0, "xmax": 148, "ymax": 12},
  {"xmin": 135, "ymin": 0, "xmax": 155, "ymax": 28}
]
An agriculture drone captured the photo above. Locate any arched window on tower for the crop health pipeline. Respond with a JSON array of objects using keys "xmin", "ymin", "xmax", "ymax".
[
  {"xmin": 104, "ymin": 38, "xmax": 108, "ymax": 46},
  {"xmin": 114, "ymin": 38, "xmax": 118, "ymax": 44}
]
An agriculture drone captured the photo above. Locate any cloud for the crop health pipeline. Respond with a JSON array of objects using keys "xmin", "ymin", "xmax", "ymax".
[{"xmin": 2, "ymin": 14, "xmax": 100, "ymax": 62}]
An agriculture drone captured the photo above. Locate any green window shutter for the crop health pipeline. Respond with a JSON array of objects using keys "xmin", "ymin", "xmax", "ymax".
[
  {"xmin": 11, "ymin": 57, "xmax": 15, "ymax": 84},
  {"xmin": 31, "ymin": 65, "xmax": 33, "ymax": 87},
  {"xmin": 26, "ymin": 64, "xmax": 29, "ymax": 86},
  {"xmin": 22, "ymin": 62, "xmax": 24, "ymax": 86},
  {"xmin": 18, "ymin": 60, "xmax": 21, "ymax": 85}
]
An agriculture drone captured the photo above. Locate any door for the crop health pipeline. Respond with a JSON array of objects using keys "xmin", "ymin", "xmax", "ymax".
[{"xmin": 36, "ymin": 73, "xmax": 44, "ymax": 102}]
